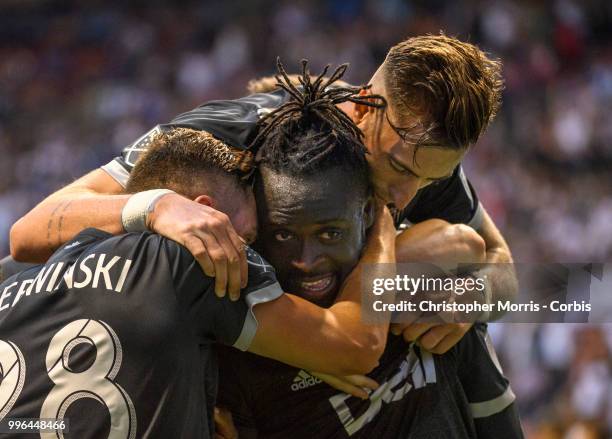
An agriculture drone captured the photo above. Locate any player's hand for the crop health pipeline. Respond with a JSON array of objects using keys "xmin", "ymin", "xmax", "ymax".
[
  {"xmin": 372, "ymin": 199, "xmax": 398, "ymax": 244},
  {"xmin": 214, "ymin": 407, "xmax": 238, "ymax": 439},
  {"xmin": 396, "ymin": 221, "xmax": 487, "ymax": 266},
  {"xmin": 147, "ymin": 193, "xmax": 247, "ymax": 300},
  {"xmin": 392, "ymin": 322, "xmax": 472, "ymax": 354},
  {"xmin": 312, "ymin": 372, "xmax": 379, "ymax": 400},
  {"xmin": 362, "ymin": 199, "xmax": 397, "ymax": 266}
]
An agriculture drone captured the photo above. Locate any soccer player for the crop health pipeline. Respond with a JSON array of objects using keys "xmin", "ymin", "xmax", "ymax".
[
  {"xmin": 9, "ymin": 34, "xmax": 515, "ymax": 352},
  {"xmin": 216, "ymin": 62, "xmax": 522, "ymax": 439},
  {"xmin": 0, "ymin": 128, "xmax": 395, "ymax": 438}
]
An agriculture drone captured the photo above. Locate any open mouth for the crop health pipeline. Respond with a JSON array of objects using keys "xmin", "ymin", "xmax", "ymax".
[{"xmin": 298, "ymin": 273, "xmax": 338, "ymax": 301}]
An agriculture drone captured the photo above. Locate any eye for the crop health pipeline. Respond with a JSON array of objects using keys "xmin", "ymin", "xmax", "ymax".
[
  {"xmin": 319, "ymin": 230, "xmax": 343, "ymax": 242},
  {"xmin": 389, "ymin": 157, "xmax": 418, "ymax": 177},
  {"xmin": 274, "ymin": 231, "xmax": 295, "ymax": 242},
  {"xmin": 389, "ymin": 157, "xmax": 407, "ymax": 173}
]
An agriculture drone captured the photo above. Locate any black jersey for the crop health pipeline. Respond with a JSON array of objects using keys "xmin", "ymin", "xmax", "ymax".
[
  {"xmin": 462, "ymin": 324, "xmax": 523, "ymax": 439},
  {"xmin": 0, "ymin": 228, "xmax": 282, "ymax": 438},
  {"xmin": 394, "ymin": 165, "xmax": 483, "ymax": 230},
  {"xmin": 101, "ymin": 90, "xmax": 482, "ymax": 230},
  {"xmin": 101, "ymin": 88, "xmax": 289, "ymax": 187},
  {"xmin": 217, "ymin": 325, "xmax": 522, "ymax": 439},
  {"xmin": 0, "ymin": 256, "xmax": 35, "ymax": 283}
]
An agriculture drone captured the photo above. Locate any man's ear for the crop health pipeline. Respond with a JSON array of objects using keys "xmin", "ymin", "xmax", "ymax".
[
  {"xmin": 353, "ymin": 88, "xmax": 377, "ymax": 124},
  {"xmin": 194, "ymin": 194, "xmax": 215, "ymax": 208},
  {"xmin": 363, "ymin": 196, "xmax": 376, "ymax": 230}
]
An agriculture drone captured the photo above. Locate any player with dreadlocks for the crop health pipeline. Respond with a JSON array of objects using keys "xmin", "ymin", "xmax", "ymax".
[
  {"xmin": 10, "ymin": 36, "xmax": 515, "ymax": 341},
  {"xmin": 248, "ymin": 60, "xmax": 378, "ymax": 312},
  {"xmin": 215, "ymin": 61, "xmax": 522, "ymax": 439},
  {"xmin": 2, "ymin": 29, "xmax": 524, "ymax": 433},
  {"xmin": 250, "ymin": 60, "xmax": 383, "ymax": 170},
  {"xmin": 0, "ymin": 122, "xmax": 400, "ymax": 437},
  {"xmin": 8, "ymin": 35, "xmax": 520, "ymax": 433}
]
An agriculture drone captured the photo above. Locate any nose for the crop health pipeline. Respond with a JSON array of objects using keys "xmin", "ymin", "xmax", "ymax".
[
  {"xmin": 390, "ymin": 182, "xmax": 420, "ymax": 210},
  {"xmin": 292, "ymin": 239, "xmax": 325, "ymax": 273}
]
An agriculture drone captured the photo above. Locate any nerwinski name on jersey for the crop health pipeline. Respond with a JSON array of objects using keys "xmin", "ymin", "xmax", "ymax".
[{"xmin": 0, "ymin": 253, "xmax": 133, "ymax": 312}]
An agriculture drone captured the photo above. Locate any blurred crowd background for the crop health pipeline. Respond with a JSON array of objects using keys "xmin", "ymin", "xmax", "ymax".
[{"xmin": 0, "ymin": 0, "xmax": 611, "ymax": 437}]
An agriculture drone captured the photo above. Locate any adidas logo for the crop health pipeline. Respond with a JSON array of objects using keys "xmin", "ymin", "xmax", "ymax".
[{"xmin": 291, "ymin": 370, "xmax": 322, "ymax": 391}]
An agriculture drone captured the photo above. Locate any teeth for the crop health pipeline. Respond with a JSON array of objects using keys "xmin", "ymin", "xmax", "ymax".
[{"xmin": 301, "ymin": 276, "xmax": 333, "ymax": 291}]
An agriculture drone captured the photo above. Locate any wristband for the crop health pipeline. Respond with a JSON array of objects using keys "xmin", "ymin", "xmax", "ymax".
[{"xmin": 121, "ymin": 189, "xmax": 175, "ymax": 232}]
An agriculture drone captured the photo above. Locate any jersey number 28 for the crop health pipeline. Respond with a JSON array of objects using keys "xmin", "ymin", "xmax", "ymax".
[{"xmin": 0, "ymin": 319, "xmax": 136, "ymax": 439}]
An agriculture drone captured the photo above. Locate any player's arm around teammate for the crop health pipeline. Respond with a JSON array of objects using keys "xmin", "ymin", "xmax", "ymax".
[
  {"xmin": 10, "ymin": 162, "xmax": 249, "ymax": 299},
  {"xmin": 249, "ymin": 66, "xmax": 518, "ymax": 331},
  {"xmin": 116, "ymin": 127, "xmax": 397, "ymax": 376},
  {"xmin": 390, "ymin": 210, "xmax": 517, "ymax": 354}
]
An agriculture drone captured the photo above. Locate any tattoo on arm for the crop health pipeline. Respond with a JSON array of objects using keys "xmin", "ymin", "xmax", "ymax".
[
  {"xmin": 56, "ymin": 200, "xmax": 73, "ymax": 244},
  {"xmin": 46, "ymin": 200, "xmax": 73, "ymax": 248},
  {"xmin": 57, "ymin": 200, "xmax": 72, "ymax": 243},
  {"xmin": 46, "ymin": 202, "xmax": 64, "ymax": 248}
]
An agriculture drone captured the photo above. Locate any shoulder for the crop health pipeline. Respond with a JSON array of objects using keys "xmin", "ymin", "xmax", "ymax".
[
  {"xmin": 167, "ymin": 89, "xmax": 290, "ymax": 149},
  {"xmin": 398, "ymin": 165, "xmax": 482, "ymax": 228}
]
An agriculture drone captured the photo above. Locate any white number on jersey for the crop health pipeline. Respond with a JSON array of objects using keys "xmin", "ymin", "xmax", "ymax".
[
  {"xmin": 329, "ymin": 347, "xmax": 436, "ymax": 436},
  {"xmin": 0, "ymin": 319, "xmax": 137, "ymax": 439}
]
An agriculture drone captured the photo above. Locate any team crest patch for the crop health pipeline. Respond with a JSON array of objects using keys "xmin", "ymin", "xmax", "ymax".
[{"xmin": 123, "ymin": 126, "xmax": 162, "ymax": 167}]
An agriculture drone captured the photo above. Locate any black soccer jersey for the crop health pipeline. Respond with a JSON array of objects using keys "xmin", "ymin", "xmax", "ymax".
[
  {"xmin": 217, "ymin": 325, "xmax": 522, "ymax": 439},
  {"xmin": 101, "ymin": 90, "xmax": 482, "ymax": 230},
  {"xmin": 101, "ymin": 89, "xmax": 290, "ymax": 187},
  {"xmin": 0, "ymin": 256, "xmax": 35, "ymax": 283},
  {"xmin": 0, "ymin": 228, "xmax": 282, "ymax": 438},
  {"xmin": 394, "ymin": 165, "xmax": 483, "ymax": 230},
  {"xmin": 461, "ymin": 324, "xmax": 523, "ymax": 439}
]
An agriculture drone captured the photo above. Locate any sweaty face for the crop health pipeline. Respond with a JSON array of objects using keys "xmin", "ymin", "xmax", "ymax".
[
  {"xmin": 255, "ymin": 167, "xmax": 370, "ymax": 307},
  {"xmin": 359, "ymin": 107, "xmax": 466, "ymax": 210}
]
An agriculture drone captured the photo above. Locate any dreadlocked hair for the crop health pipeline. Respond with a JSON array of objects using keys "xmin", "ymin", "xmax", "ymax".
[{"xmin": 251, "ymin": 58, "xmax": 385, "ymax": 175}]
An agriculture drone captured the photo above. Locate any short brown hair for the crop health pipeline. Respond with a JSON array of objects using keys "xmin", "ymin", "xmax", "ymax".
[
  {"xmin": 383, "ymin": 34, "xmax": 503, "ymax": 150},
  {"xmin": 126, "ymin": 128, "xmax": 253, "ymax": 198}
]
